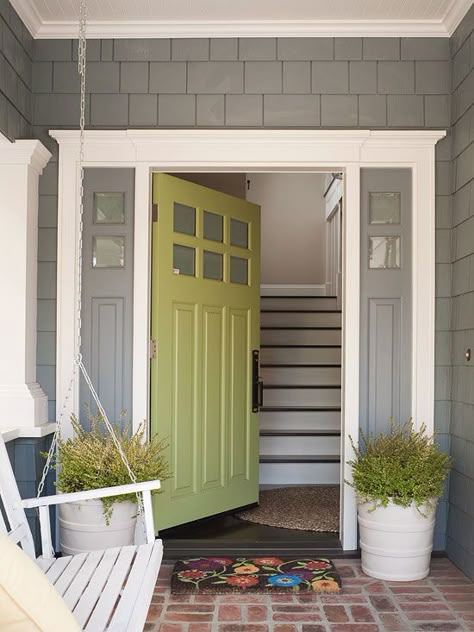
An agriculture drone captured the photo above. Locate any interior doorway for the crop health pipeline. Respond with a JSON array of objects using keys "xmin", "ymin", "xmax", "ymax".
[{"xmin": 155, "ymin": 171, "xmax": 344, "ymax": 555}]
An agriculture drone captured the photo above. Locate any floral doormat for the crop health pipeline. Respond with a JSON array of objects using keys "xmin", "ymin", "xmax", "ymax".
[{"xmin": 171, "ymin": 557, "xmax": 342, "ymax": 594}]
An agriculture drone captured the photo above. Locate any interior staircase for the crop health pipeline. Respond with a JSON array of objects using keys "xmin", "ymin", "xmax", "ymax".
[{"xmin": 259, "ymin": 295, "xmax": 342, "ymax": 486}]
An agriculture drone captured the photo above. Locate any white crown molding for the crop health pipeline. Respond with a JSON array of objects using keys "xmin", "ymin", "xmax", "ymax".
[
  {"xmin": 9, "ymin": 0, "xmax": 42, "ymax": 38},
  {"xmin": 444, "ymin": 0, "xmax": 473, "ymax": 36},
  {"xmin": 14, "ymin": 6, "xmax": 472, "ymax": 40}
]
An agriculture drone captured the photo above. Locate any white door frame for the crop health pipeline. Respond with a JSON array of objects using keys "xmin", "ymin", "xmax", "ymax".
[{"xmin": 51, "ymin": 129, "xmax": 445, "ymax": 551}]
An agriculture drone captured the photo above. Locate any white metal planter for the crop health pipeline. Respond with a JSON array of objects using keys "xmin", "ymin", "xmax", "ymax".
[
  {"xmin": 59, "ymin": 499, "xmax": 137, "ymax": 555},
  {"xmin": 358, "ymin": 500, "xmax": 437, "ymax": 581}
]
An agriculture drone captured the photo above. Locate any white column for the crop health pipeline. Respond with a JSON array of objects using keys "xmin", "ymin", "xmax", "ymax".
[{"xmin": 0, "ymin": 138, "xmax": 52, "ymax": 429}]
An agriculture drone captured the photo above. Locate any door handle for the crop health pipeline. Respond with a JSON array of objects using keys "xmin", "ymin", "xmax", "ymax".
[{"xmin": 252, "ymin": 349, "xmax": 263, "ymax": 413}]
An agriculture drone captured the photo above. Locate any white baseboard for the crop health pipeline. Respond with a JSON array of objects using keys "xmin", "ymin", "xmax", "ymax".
[{"xmin": 261, "ymin": 284, "xmax": 326, "ymax": 296}]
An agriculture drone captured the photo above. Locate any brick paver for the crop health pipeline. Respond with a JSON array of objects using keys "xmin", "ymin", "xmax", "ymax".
[{"xmin": 145, "ymin": 557, "xmax": 474, "ymax": 631}]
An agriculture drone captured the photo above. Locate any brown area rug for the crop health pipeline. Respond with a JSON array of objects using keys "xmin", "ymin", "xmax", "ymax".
[
  {"xmin": 171, "ymin": 557, "xmax": 341, "ymax": 593},
  {"xmin": 236, "ymin": 486, "xmax": 339, "ymax": 532}
]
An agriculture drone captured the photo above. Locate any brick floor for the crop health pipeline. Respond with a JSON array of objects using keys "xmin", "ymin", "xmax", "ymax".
[{"xmin": 145, "ymin": 557, "xmax": 474, "ymax": 631}]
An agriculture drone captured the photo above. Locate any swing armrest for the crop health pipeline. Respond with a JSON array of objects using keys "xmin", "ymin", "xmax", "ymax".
[{"xmin": 20, "ymin": 479, "xmax": 161, "ymax": 509}]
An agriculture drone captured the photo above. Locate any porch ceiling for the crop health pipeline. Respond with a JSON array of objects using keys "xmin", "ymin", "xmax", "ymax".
[{"xmin": 11, "ymin": 0, "xmax": 472, "ymax": 39}]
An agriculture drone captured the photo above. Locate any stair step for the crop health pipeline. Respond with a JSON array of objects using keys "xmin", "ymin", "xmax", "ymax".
[
  {"xmin": 261, "ymin": 365, "xmax": 341, "ymax": 386},
  {"xmin": 260, "ymin": 410, "xmax": 341, "ymax": 434},
  {"xmin": 260, "ymin": 455, "xmax": 340, "ymax": 463},
  {"xmin": 260, "ymin": 434, "xmax": 340, "ymax": 456},
  {"xmin": 263, "ymin": 387, "xmax": 341, "ymax": 407},
  {"xmin": 261, "ymin": 406, "xmax": 341, "ymax": 412},
  {"xmin": 260, "ymin": 430, "xmax": 341, "ymax": 436},
  {"xmin": 261, "ymin": 329, "xmax": 341, "ymax": 345},
  {"xmin": 261, "ymin": 297, "xmax": 338, "ymax": 311},
  {"xmin": 261, "ymin": 311, "xmax": 342, "ymax": 327},
  {"xmin": 259, "ymin": 461, "xmax": 340, "ymax": 485},
  {"xmin": 261, "ymin": 346, "xmax": 341, "ymax": 364}
]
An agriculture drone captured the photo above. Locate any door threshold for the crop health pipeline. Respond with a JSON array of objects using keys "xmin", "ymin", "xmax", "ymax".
[{"xmin": 162, "ymin": 540, "xmax": 352, "ymax": 560}]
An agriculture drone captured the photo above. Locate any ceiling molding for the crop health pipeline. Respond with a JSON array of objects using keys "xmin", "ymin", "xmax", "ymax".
[
  {"xmin": 10, "ymin": 1, "xmax": 472, "ymax": 39},
  {"xmin": 443, "ymin": 0, "xmax": 473, "ymax": 36},
  {"xmin": 9, "ymin": 0, "xmax": 42, "ymax": 37}
]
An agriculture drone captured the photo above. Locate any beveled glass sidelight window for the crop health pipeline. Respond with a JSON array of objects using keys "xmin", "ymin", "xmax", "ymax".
[
  {"xmin": 174, "ymin": 202, "xmax": 196, "ymax": 236},
  {"xmin": 369, "ymin": 236, "xmax": 401, "ymax": 269},
  {"xmin": 92, "ymin": 236, "xmax": 125, "ymax": 268},
  {"xmin": 93, "ymin": 192, "xmax": 125, "ymax": 224},
  {"xmin": 173, "ymin": 244, "xmax": 195, "ymax": 276},
  {"xmin": 369, "ymin": 192, "xmax": 401, "ymax": 225}
]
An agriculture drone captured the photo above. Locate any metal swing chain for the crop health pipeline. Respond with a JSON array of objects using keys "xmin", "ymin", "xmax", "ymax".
[{"xmin": 37, "ymin": 0, "xmax": 146, "ymax": 536}]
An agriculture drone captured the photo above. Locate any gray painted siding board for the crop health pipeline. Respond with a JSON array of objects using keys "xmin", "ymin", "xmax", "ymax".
[
  {"xmin": 448, "ymin": 6, "xmax": 474, "ymax": 578},
  {"xmin": 0, "ymin": 4, "xmax": 32, "ymax": 139},
  {"xmin": 197, "ymin": 94, "xmax": 224, "ymax": 126}
]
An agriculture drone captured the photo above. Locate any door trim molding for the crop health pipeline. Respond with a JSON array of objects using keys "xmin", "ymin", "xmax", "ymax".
[{"xmin": 50, "ymin": 128, "xmax": 445, "ymax": 551}]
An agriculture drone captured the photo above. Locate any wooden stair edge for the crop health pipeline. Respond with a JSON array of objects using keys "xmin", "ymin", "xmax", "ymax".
[{"xmin": 260, "ymin": 455, "xmax": 341, "ymax": 463}]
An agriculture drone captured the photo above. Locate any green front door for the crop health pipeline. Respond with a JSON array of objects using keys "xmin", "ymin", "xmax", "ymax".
[{"xmin": 151, "ymin": 174, "xmax": 261, "ymax": 530}]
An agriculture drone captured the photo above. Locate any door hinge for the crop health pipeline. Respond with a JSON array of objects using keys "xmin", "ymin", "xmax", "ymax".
[
  {"xmin": 152, "ymin": 203, "xmax": 158, "ymax": 222},
  {"xmin": 149, "ymin": 339, "xmax": 157, "ymax": 360}
]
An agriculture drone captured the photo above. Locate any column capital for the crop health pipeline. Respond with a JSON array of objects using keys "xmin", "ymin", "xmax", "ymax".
[{"xmin": 0, "ymin": 139, "xmax": 52, "ymax": 175}]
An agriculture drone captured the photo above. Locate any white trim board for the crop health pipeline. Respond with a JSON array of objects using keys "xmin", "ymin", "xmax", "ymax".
[
  {"xmin": 261, "ymin": 285, "xmax": 327, "ymax": 296},
  {"xmin": 10, "ymin": 0, "xmax": 472, "ymax": 39},
  {"xmin": 51, "ymin": 128, "xmax": 445, "ymax": 552}
]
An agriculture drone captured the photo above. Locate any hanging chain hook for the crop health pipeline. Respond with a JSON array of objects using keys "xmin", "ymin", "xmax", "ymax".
[{"xmin": 37, "ymin": 0, "xmax": 146, "ymax": 542}]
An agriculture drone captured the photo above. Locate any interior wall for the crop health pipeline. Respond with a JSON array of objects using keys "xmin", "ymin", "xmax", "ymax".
[
  {"xmin": 246, "ymin": 173, "xmax": 327, "ymax": 285},
  {"xmin": 171, "ymin": 173, "xmax": 246, "ymax": 199}
]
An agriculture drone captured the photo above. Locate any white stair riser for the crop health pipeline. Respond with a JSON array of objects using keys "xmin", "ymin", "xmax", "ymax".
[
  {"xmin": 264, "ymin": 388, "xmax": 341, "ymax": 407},
  {"xmin": 259, "ymin": 462, "xmax": 340, "ymax": 485},
  {"xmin": 262, "ymin": 366, "xmax": 341, "ymax": 386},
  {"xmin": 261, "ymin": 346, "xmax": 341, "ymax": 364},
  {"xmin": 261, "ymin": 329, "xmax": 341, "ymax": 346},
  {"xmin": 260, "ymin": 435, "xmax": 341, "ymax": 456},
  {"xmin": 261, "ymin": 312, "xmax": 341, "ymax": 327},
  {"xmin": 261, "ymin": 297, "xmax": 338, "ymax": 311},
  {"xmin": 260, "ymin": 410, "xmax": 341, "ymax": 432}
]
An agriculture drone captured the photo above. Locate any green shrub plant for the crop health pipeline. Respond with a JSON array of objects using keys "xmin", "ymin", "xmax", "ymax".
[
  {"xmin": 348, "ymin": 421, "xmax": 451, "ymax": 514},
  {"xmin": 44, "ymin": 408, "xmax": 172, "ymax": 520}
]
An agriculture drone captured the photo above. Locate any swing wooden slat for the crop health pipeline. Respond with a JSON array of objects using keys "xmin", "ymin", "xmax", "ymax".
[{"xmin": 0, "ymin": 434, "xmax": 163, "ymax": 631}]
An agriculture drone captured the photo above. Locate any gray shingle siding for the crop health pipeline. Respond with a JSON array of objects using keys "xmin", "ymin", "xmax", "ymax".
[
  {"xmin": 28, "ymin": 32, "xmax": 453, "ymax": 551},
  {"xmin": 2, "ymin": 0, "xmax": 473, "ymax": 557},
  {"xmin": 0, "ymin": 0, "xmax": 33, "ymax": 139},
  {"xmin": 447, "ymin": 4, "xmax": 474, "ymax": 580}
]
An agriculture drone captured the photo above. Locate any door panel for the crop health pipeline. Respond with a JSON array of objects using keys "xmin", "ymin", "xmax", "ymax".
[{"xmin": 151, "ymin": 174, "xmax": 260, "ymax": 530}]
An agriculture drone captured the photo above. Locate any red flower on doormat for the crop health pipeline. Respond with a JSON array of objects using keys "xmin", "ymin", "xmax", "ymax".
[
  {"xmin": 178, "ymin": 570, "xmax": 207, "ymax": 580},
  {"xmin": 225, "ymin": 575, "xmax": 259, "ymax": 588},
  {"xmin": 304, "ymin": 560, "xmax": 332, "ymax": 570},
  {"xmin": 208, "ymin": 557, "xmax": 234, "ymax": 566},
  {"xmin": 253, "ymin": 557, "xmax": 284, "ymax": 566}
]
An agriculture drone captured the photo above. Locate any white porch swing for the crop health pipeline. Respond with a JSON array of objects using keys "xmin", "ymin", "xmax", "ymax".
[{"xmin": 0, "ymin": 2, "xmax": 163, "ymax": 630}]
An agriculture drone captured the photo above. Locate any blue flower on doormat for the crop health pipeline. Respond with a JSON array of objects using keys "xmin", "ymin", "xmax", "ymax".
[{"xmin": 268, "ymin": 574, "xmax": 302, "ymax": 587}]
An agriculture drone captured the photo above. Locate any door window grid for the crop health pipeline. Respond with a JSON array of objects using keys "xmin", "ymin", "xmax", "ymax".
[{"xmin": 172, "ymin": 205, "xmax": 251, "ymax": 285}]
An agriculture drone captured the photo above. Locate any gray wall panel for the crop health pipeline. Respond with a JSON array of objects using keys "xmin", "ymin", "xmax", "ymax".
[{"xmin": 359, "ymin": 169, "xmax": 412, "ymax": 439}]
